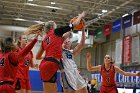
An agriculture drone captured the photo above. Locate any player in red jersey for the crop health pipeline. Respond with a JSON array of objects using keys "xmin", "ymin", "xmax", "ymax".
[
  {"xmin": 36, "ymin": 11, "xmax": 86, "ymax": 93},
  {"xmin": 14, "ymin": 34, "xmax": 38, "ymax": 93},
  {"xmin": 86, "ymin": 52, "xmax": 140, "ymax": 93},
  {"xmin": 0, "ymin": 33, "xmax": 39, "ymax": 93}
]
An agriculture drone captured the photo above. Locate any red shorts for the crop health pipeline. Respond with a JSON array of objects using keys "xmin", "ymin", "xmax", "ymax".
[
  {"xmin": 39, "ymin": 60, "xmax": 59, "ymax": 82},
  {"xmin": 100, "ymin": 85, "xmax": 118, "ymax": 93},
  {"xmin": 0, "ymin": 84, "xmax": 16, "ymax": 93},
  {"xmin": 14, "ymin": 78, "xmax": 31, "ymax": 90}
]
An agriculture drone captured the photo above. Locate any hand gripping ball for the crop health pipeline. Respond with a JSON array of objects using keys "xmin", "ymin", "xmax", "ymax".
[{"xmin": 70, "ymin": 17, "xmax": 86, "ymax": 31}]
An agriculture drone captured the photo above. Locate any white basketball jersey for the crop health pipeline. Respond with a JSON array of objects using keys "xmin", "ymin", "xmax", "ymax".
[{"xmin": 61, "ymin": 48, "xmax": 86, "ymax": 90}]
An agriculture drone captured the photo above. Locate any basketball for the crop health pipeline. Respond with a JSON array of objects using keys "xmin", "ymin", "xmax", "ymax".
[{"xmin": 70, "ymin": 17, "xmax": 86, "ymax": 31}]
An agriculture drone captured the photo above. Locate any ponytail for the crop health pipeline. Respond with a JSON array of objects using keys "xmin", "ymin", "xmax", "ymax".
[
  {"xmin": 24, "ymin": 23, "xmax": 44, "ymax": 35},
  {"xmin": 24, "ymin": 21, "xmax": 57, "ymax": 35}
]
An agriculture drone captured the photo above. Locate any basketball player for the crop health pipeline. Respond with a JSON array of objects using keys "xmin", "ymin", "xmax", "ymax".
[
  {"xmin": 14, "ymin": 34, "xmax": 38, "ymax": 93},
  {"xmin": 36, "ymin": 11, "xmax": 86, "ymax": 93},
  {"xmin": 0, "ymin": 33, "xmax": 40, "ymax": 93},
  {"xmin": 60, "ymin": 29, "xmax": 88, "ymax": 93},
  {"xmin": 86, "ymin": 52, "xmax": 140, "ymax": 93}
]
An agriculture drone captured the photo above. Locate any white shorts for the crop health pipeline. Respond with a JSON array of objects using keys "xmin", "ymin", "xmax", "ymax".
[
  {"xmin": 61, "ymin": 69, "xmax": 87, "ymax": 91},
  {"xmin": 61, "ymin": 72, "xmax": 75, "ymax": 91}
]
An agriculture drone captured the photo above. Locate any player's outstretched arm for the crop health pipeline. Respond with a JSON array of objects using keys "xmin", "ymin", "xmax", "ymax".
[{"xmin": 86, "ymin": 52, "xmax": 101, "ymax": 72}]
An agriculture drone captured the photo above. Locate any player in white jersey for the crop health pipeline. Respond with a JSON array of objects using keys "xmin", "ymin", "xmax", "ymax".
[{"xmin": 60, "ymin": 29, "xmax": 87, "ymax": 93}]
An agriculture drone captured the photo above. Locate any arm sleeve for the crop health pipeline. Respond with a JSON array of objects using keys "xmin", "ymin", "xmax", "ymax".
[
  {"xmin": 8, "ymin": 39, "xmax": 37, "ymax": 65},
  {"xmin": 54, "ymin": 24, "xmax": 73, "ymax": 37}
]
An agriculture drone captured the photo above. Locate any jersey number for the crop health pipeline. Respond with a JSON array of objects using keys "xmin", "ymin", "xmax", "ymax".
[
  {"xmin": 25, "ymin": 60, "xmax": 29, "ymax": 66},
  {"xmin": 65, "ymin": 53, "xmax": 72, "ymax": 59},
  {"xmin": 106, "ymin": 78, "xmax": 110, "ymax": 82},
  {"xmin": 0, "ymin": 57, "xmax": 4, "ymax": 66},
  {"xmin": 46, "ymin": 37, "xmax": 50, "ymax": 45}
]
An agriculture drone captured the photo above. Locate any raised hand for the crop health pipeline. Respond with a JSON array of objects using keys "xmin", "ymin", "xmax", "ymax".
[
  {"xmin": 136, "ymin": 72, "xmax": 140, "ymax": 76},
  {"xmin": 33, "ymin": 31, "xmax": 43, "ymax": 40}
]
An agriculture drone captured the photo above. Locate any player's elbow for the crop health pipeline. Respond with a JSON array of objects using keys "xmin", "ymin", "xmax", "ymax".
[
  {"xmin": 87, "ymin": 67, "xmax": 92, "ymax": 71},
  {"xmin": 87, "ymin": 68, "xmax": 91, "ymax": 71}
]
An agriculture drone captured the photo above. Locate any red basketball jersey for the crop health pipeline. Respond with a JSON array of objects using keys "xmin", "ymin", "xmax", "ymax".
[
  {"xmin": 42, "ymin": 29, "xmax": 64, "ymax": 58},
  {"xmin": 101, "ymin": 64, "xmax": 116, "ymax": 87},
  {"xmin": 16, "ymin": 47, "xmax": 33, "ymax": 80},
  {"xmin": 0, "ymin": 38, "xmax": 37, "ymax": 82},
  {"xmin": 0, "ymin": 53, "xmax": 17, "ymax": 82}
]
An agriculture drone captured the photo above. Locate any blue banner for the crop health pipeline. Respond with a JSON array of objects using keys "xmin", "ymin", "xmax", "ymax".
[
  {"xmin": 122, "ymin": 14, "xmax": 132, "ymax": 29},
  {"xmin": 112, "ymin": 19, "xmax": 121, "ymax": 32}
]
